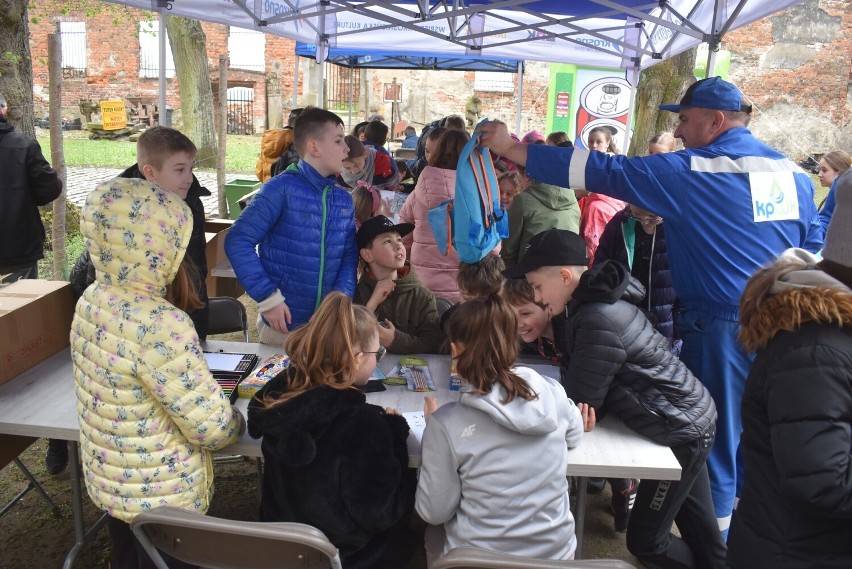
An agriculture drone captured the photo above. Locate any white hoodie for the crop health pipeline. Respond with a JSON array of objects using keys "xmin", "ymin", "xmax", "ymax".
[{"xmin": 415, "ymin": 367, "xmax": 584, "ymax": 560}]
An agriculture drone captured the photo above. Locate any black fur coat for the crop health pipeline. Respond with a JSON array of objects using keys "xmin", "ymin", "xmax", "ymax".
[{"xmin": 248, "ymin": 371, "xmax": 416, "ymax": 568}]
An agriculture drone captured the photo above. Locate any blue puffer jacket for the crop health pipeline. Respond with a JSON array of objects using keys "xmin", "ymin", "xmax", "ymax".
[
  {"xmin": 225, "ymin": 161, "xmax": 357, "ymax": 328},
  {"xmin": 593, "ymin": 208, "xmax": 677, "ymax": 342}
]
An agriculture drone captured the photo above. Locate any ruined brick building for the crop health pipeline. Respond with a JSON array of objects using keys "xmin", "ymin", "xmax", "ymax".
[{"xmin": 27, "ymin": 0, "xmax": 851, "ymax": 159}]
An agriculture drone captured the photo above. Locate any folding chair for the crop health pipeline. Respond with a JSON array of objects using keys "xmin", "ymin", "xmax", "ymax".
[
  {"xmin": 432, "ymin": 547, "xmax": 638, "ymax": 569},
  {"xmin": 131, "ymin": 506, "xmax": 343, "ymax": 569},
  {"xmin": 207, "ymin": 296, "xmax": 249, "ymax": 342}
]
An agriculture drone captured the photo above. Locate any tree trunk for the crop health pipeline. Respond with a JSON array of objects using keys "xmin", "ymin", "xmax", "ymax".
[
  {"xmin": 0, "ymin": 0, "xmax": 35, "ymax": 137},
  {"xmin": 627, "ymin": 48, "xmax": 698, "ymax": 157},
  {"xmin": 165, "ymin": 16, "xmax": 218, "ymax": 169}
]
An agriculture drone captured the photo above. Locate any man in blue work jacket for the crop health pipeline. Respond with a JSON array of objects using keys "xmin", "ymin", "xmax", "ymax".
[{"xmin": 480, "ymin": 77, "xmax": 823, "ymax": 536}]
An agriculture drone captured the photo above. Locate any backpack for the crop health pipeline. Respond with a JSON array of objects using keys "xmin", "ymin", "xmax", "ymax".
[{"xmin": 428, "ymin": 119, "xmax": 509, "ymax": 263}]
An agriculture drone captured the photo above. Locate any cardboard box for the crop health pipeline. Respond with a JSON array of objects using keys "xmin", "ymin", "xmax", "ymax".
[
  {"xmin": 204, "ymin": 219, "xmax": 245, "ymax": 299},
  {"xmin": 0, "ymin": 280, "xmax": 75, "ymax": 386}
]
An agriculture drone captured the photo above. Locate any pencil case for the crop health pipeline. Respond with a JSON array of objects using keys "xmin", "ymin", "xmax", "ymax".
[{"xmin": 400, "ymin": 356, "xmax": 436, "ymax": 392}]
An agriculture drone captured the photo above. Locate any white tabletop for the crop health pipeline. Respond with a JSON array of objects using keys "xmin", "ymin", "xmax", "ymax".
[{"xmin": 0, "ymin": 340, "xmax": 679, "ymax": 481}]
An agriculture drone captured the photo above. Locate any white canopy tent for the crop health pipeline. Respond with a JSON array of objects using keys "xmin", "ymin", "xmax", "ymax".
[
  {"xmin": 108, "ymin": 0, "xmax": 804, "ymax": 144},
  {"xmin": 108, "ymin": 0, "xmax": 803, "ymax": 72}
]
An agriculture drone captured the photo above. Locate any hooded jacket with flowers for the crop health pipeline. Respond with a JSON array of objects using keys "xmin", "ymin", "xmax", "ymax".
[{"xmin": 70, "ymin": 178, "xmax": 244, "ymax": 523}]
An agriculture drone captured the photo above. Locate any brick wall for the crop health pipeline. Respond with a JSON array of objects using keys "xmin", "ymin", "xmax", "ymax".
[
  {"xmin": 29, "ymin": 4, "xmax": 300, "ymax": 132},
  {"xmin": 723, "ymin": 0, "xmax": 852, "ymax": 157}
]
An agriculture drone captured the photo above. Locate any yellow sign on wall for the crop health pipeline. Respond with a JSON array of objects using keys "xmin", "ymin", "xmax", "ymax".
[{"xmin": 100, "ymin": 100, "xmax": 127, "ymax": 131}]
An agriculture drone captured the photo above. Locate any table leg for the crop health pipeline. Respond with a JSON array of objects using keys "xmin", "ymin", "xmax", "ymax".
[
  {"xmin": 63, "ymin": 440, "xmax": 108, "ymax": 569},
  {"xmin": 574, "ymin": 476, "xmax": 588, "ymax": 559}
]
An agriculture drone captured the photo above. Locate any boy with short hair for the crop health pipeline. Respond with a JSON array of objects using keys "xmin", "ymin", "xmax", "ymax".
[
  {"xmin": 225, "ymin": 107, "xmax": 358, "ymax": 345},
  {"xmin": 70, "ymin": 126, "xmax": 210, "ymax": 336},
  {"xmin": 503, "ymin": 228, "xmax": 726, "ymax": 568},
  {"xmin": 354, "ymin": 216, "xmax": 443, "ymax": 354},
  {"xmin": 502, "ymin": 277, "xmax": 563, "ymax": 362},
  {"xmin": 55, "ymin": 126, "xmax": 211, "ymax": 476}
]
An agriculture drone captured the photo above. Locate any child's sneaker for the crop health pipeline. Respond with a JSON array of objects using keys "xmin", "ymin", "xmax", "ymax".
[{"xmin": 611, "ymin": 479, "xmax": 638, "ymax": 533}]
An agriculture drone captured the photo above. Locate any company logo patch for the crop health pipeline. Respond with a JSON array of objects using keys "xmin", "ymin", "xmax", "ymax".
[
  {"xmin": 750, "ymin": 172, "xmax": 799, "ymax": 222},
  {"xmin": 461, "ymin": 424, "xmax": 476, "ymax": 438}
]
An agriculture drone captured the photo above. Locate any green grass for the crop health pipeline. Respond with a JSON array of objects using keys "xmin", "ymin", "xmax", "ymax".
[{"xmin": 35, "ymin": 132, "xmax": 260, "ymax": 174}]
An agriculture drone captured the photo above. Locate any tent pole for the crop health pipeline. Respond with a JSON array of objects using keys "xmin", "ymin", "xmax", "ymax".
[
  {"xmin": 158, "ymin": 10, "xmax": 167, "ymax": 125},
  {"xmin": 706, "ymin": 0, "xmax": 724, "ymax": 77},
  {"xmin": 348, "ymin": 64, "xmax": 353, "ymax": 130},
  {"xmin": 623, "ymin": 67, "xmax": 639, "ymax": 155},
  {"xmin": 515, "ymin": 61, "xmax": 524, "ymax": 135},
  {"xmin": 706, "ymin": 45, "xmax": 717, "ymax": 77},
  {"xmin": 293, "ymin": 54, "xmax": 300, "ymax": 109},
  {"xmin": 318, "ymin": 62, "xmax": 325, "ymax": 108}
]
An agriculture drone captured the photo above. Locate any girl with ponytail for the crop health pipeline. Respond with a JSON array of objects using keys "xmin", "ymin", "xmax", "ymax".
[{"xmin": 415, "ymin": 294, "xmax": 587, "ymax": 564}]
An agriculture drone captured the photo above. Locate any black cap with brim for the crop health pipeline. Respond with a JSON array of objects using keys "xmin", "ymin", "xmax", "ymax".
[
  {"xmin": 502, "ymin": 229, "xmax": 588, "ymax": 278},
  {"xmin": 357, "ymin": 215, "xmax": 414, "ymax": 249}
]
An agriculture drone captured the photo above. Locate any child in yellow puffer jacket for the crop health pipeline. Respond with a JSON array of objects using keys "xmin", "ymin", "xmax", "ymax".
[{"xmin": 71, "ymin": 177, "xmax": 245, "ymax": 568}]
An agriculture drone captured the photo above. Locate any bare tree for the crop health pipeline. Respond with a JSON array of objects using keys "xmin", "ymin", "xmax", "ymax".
[
  {"xmin": 627, "ymin": 48, "xmax": 698, "ymax": 157},
  {"xmin": 165, "ymin": 16, "xmax": 218, "ymax": 169},
  {"xmin": 0, "ymin": 0, "xmax": 35, "ymax": 137}
]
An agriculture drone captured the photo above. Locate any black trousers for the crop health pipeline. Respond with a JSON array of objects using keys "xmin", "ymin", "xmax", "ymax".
[
  {"xmin": 0, "ymin": 261, "xmax": 38, "ymax": 283},
  {"xmin": 108, "ymin": 516, "xmax": 198, "ymax": 569},
  {"xmin": 626, "ymin": 426, "xmax": 727, "ymax": 569}
]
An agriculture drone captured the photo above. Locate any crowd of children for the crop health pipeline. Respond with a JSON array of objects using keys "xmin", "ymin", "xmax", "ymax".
[{"xmin": 67, "ymin": 104, "xmax": 851, "ymax": 569}]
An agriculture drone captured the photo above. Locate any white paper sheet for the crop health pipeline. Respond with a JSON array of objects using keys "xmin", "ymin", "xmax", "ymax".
[
  {"xmin": 203, "ymin": 352, "xmax": 245, "ymax": 371},
  {"xmin": 403, "ymin": 411, "xmax": 426, "ymax": 443}
]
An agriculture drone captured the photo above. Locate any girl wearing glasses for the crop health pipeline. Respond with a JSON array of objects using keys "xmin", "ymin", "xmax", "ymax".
[
  {"xmin": 416, "ymin": 295, "xmax": 588, "ymax": 563},
  {"xmin": 247, "ymin": 292, "xmax": 417, "ymax": 569}
]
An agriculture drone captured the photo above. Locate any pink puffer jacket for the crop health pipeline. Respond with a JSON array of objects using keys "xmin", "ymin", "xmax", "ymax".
[{"xmin": 399, "ymin": 165, "xmax": 461, "ymax": 302}]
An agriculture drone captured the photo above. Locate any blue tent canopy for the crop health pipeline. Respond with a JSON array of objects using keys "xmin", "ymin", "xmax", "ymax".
[{"xmin": 295, "ymin": 42, "xmax": 520, "ymax": 72}]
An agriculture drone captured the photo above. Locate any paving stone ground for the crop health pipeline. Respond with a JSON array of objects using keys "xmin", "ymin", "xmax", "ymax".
[{"xmin": 64, "ymin": 166, "xmax": 240, "ymax": 218}]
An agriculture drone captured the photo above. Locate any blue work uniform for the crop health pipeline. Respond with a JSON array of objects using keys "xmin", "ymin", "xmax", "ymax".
[{"xmin": 525, "ymin": 127, "xmax": 823, "ymax": 534}]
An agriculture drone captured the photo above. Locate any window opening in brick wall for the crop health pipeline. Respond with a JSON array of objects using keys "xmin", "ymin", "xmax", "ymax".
[
  {"xmin": 228, "ymin": 28, "xmax": 266, "ymax": 73},
  {"xmin": 139, "ymin": 20, "xmax": 175, "ymax": 79},
  {"xmin": 325, "ymin": 63, "xmax": 360, "ymax": 112},
  {"xmin": 60, "ymin": 21, "xmax": 87, "ymax": 79},
  {"xmin": 474, "ymin": 71, "xmax": 515, "ymax": 93},
  {"xmin": 227, "ymin": 86, "xmax": 255, "ymax": 135}
]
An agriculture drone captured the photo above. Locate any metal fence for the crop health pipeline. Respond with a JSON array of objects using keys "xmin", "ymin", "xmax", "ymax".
[
  {"xmin": 227, "ymin": 86, "xmax": 255, "ymax": 135},
  {"xmin": 326, "ymin": 63, "xmax": 360, "ymax": 112}
]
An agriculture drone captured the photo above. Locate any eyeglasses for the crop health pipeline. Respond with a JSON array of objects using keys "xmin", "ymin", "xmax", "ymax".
[
  {"xmin": 362, "ymin": 346, "xmax": 387, "ymax": 362},
  {"xmin": 630, "ymin": 214, "xmax": 663, "ymax": 225}
]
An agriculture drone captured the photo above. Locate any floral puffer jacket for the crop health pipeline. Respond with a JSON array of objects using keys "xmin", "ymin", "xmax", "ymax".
[{"xmin": 71, "ymin": 178, "xmax": 244, "ymax": 523}]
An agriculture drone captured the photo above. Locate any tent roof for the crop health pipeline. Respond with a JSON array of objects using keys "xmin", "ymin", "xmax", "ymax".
[
  {"xmin": 115, "ymin": 1, "xmax": 803, "ymax": 70},
  {"xmin": 295, "ymin": 42, "xmax": 521, "ymax": 72}
]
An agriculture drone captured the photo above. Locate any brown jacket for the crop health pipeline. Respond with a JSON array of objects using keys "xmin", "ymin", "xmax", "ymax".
[{"xmin": 255, "ymin": 127, "xmax": 294, "ymax": 182}]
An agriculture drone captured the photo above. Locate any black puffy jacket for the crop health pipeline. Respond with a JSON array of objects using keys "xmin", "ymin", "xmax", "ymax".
[
  {"xmin": 69, "ymin": 165, "xmax": 210, "ymax": 339},
  {"xmin": 728, "ymin": 281, "xmax": 852, "ymax": 569},
  {"xmin": 557, "ymin": 261, "xmax": 716, "ymax": 447},
  {"xmin": 0, "ymin": 119, "xmax": 62, "ymax": 266}
]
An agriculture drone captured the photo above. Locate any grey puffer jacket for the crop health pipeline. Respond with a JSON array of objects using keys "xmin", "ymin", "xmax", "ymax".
[{"xmin": 558, "ymin": 260, "xmax": 716, "ymax": 446}]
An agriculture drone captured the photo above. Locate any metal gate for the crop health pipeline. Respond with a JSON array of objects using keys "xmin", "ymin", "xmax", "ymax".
[
  {"xmin": 326, "ymin": 64, "xmax": 360, "ymax": 112},
  {"xmin": 226, "ymin": 86, "xmax": 254, "ymax": 135}
]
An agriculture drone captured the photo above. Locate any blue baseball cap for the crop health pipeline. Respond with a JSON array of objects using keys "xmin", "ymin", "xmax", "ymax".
[{"xmin": 659, "ymin": 77, "xmax": 752, "ymax": 114}]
